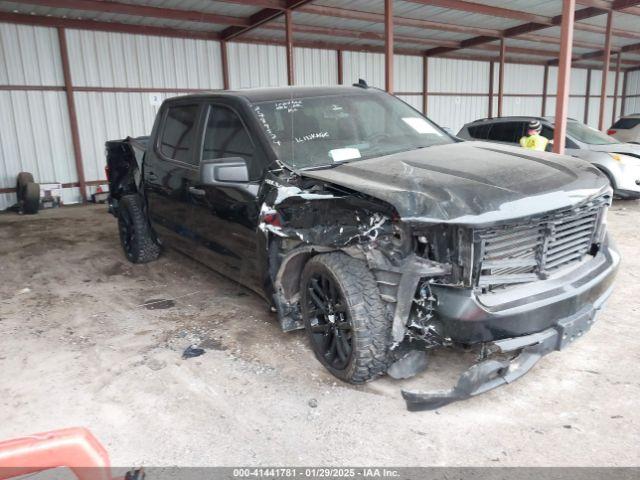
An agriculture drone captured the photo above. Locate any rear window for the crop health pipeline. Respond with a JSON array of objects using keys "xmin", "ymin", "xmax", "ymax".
[
  {"xmin": 612, "ymin": 118, "xmax": 640, "ymax": 130},
  {"xmin": 487, "ymin": 122, "xmax": 526, "ymax": 143},
  {"xmin": 467, "ymin": 124, "xmax": 491, "ymax": 139},
  {"xmin": 158, "ymin": 105, "xmax": 199, "ymax": 164}
]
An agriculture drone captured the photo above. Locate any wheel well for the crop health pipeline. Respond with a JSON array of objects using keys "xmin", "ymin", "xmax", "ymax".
[
  {"xmin": 595, "ymin": 165, "xmax": 616, "ymax": 189},
  {"xmin": 274, "ymin": 246, "xmax": 337, "ymax": 303}
]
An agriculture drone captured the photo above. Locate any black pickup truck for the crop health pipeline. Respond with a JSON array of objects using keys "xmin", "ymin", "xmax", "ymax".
[{"xmin": 106, "ymin": 85, "xmax": 619, "ymax": 410}]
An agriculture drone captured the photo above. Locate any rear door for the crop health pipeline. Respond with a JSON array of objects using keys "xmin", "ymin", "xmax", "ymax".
[
  {"xmin": 185, "ymin": 101, "xmax": 266, "ymax": 291},
  {"xmin": 144, "ymin": 101, "xmax": 202, "ymax": 245}
]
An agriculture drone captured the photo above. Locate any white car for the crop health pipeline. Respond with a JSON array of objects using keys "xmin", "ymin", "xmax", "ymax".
[
  {"xmin": 458, "ymin": 116, "xmax": 640, "ymax": 199},
  {"xmin": 608, "ymin": 114, "xmax": 640, "ymax": 144}
]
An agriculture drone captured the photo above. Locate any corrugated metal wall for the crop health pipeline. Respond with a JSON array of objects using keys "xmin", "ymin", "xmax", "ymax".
[
  {"xmin": 227, "ymin": 43, "xmax": 287, "ymax": 88},
  {"xmin": 0, "ymin": 19, "xmax": 633, "ymax": 212},
  {"xmin": 0, "ymin": 23, "xmax": 63, "ymax": 85},
  {"xmin": 66, "ymin": 30, "xmax": 223, "ymax": 89},
  {"xmin": 626, "ymin": 70, "xmax": 640, "ymax": 115},
  {"xmin": 343, "ymin": 51, "xmax": 385, "ymax": 89},
  {"xmin": 0, "ymin": 23, "xmax": 76, "ymax": 210},
  {"xmin": 427, "ymin": 58, "xmax": 489, "ymax": 131},
  {"xmin": 294, "ymin": 47, "xmax": 338, "ymax": 86},
  {"xmin": 67, "ymin": 29, "xmax": 224, "ymax": 191}
]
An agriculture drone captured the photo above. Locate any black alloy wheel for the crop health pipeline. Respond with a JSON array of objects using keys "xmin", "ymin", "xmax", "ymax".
[{"xmin": 305, "ymin": 272, "xmax": 354, "ymax": 371}]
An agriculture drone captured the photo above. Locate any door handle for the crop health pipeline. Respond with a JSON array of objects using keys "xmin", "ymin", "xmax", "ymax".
[
  {"xmin": 189, "ymin": 186, "xmax": 206, "ymax": 196},
  {"xmin": 147, "ymin": 171, "xmax": 158, "ymax": 181}
]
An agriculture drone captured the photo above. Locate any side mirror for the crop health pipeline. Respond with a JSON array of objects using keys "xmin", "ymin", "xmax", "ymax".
[{"xmin": 200, "ymin": 157, "xmax": 249, "ymax": 185}]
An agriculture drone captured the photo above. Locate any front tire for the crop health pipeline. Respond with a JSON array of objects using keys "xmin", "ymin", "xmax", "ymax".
[
  {"xmin": 118, "ymin": 194, "xmax": 161, "ymax": 264},
  {"xmin": 300, "ymin": 252, "xmax": 392, "ymax": 384}
]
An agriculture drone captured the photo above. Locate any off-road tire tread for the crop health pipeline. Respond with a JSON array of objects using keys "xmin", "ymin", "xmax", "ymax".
[
  {"xmin": 119, "ymin": 194, "xmax": 161, "ymax": 264},
  {"xmin": 302, "ymin": 252, "xmax": 392, "ymax": 384}
]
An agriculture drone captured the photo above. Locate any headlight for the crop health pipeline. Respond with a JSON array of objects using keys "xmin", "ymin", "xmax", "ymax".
[{"xmin": 607, "ymin": 153, "xmax": 623, "ymax": 162}]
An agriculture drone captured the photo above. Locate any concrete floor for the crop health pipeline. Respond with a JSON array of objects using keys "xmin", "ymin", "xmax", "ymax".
[{"xmin": 0, "ymin": 202, "xmax": 638, "ymax": 467}]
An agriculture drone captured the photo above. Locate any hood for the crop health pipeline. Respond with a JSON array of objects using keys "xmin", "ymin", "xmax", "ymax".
[
  {"xmin": 584, "ymin": 142, "xmax": 640, "ymax": 157},
  {"xmin": 301, "ymin": 141, "xmax": 609, "ymax": 225}
]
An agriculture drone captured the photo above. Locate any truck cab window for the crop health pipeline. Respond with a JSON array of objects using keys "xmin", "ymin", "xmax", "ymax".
[
  {"xmin": 159, "ymin": 105, "xmax": 199, "ymax": 164},
  {"xmin": 202, "ymin": 105, "xmax": 258, "ymax": 179}
]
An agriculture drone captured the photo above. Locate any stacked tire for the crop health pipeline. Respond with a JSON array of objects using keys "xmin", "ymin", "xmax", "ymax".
[{"xmin": 16, "ymin": 172, "xmax": 40, "ymax": 214}]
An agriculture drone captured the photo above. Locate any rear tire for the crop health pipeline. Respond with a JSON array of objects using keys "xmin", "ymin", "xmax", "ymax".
[
  {"xmin": 16, "ymin": 172, "xmax": 34, "ymax": 203},
  {"xmin": 22, "ymin": 182, "xmax": 40, "ymax": 214},
  {"xmin": 300, "ymin": 252, "xmax": 393, "ymax": 384},
  {"xmin": 118, "ymin": 194, "xmax": 161, "ymax": 264}
]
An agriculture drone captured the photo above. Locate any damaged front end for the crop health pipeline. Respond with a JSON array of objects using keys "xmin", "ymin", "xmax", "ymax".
[
  {"xmin": 262, "ymin": 172, "xmax": 458, "ymax": 340},
  {"xmin": 262, "ymin": 171, "xmax": 620, "ymax": 410}
]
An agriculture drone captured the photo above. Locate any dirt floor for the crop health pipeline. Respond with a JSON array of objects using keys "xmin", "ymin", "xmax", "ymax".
[{"xmin": 0, "ymin": 202, "xmax": 638, "ymax": 467}]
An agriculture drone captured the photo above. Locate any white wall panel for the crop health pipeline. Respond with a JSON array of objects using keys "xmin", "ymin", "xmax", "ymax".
[
  {"xmin": 66, "ymin": 30, "xmax": 223, "ymax": 89},
  {"xmin": 429, "ymin": 58, "xmax": 489, "ymax": 94},
  {"xmin": 498, "ymin": 96, "xmax": 543, "ymax": 117},
  {"xmin": 568, "ymin": 97, "xmax": 586, "ymax": 124},
  {"xmin": 623, "ymin": 71, "xmax": 639, "ymax": 117},
  {"xmin": 396, "ymin": 94, "xmax": 423, "ymax": 113},
  {"xmin": 627, "ymin": 70, "xmax": 640, "ymax": 97},
  {"xmin": 625, "ymin": 98, "xmax": 639, "ymax": 115},
  {"xmin": 394, "ymin": 55, "xmax": 422, "ymax": 92},
  {"xmin": 569, "ymin": 68, "xmax": 588, "ymax": 96},
  {"xmin": 587, "ymin": 97, "xmax": 615, "ymax": 129},
  {"xmin": 543, "ymin": 96, "xmax": 586, "ymax": 124},
  {"xmin": 294, "ymin": 47, "xmax": 337, "ymax": 86},
  {"xmin": 589, "ymin": 69, "xmax": 618, "ymax": 96},
  {"xmin": 546, "ymin": 67, "xmax": 590, "ymax": 96},
  {"xmin": 545, "ymin": 96, "xmax": 556, "ymax": 120},
  {"xmin": 0, "ymin": 91, "xmax": 76, "ymax": 209},
  {"xmin": 342, "ymin": 51, "xmax": 385, "ymax": 89},
  {"xmin": 0, "ymin": 23, "xmax": 63, "ymax": 86},
  {"xmin": 496, "ymin": 64, "xmax": 545, "ymax": 95},
  {"xmin": 75, "ymin": 91, "xmax": 182, "ymax": 182},
  {"xmin": 428, "ymin": 95, "xmax": 489, "ymax": 132},
  {"xmin": 228, "ymin": 43, "xmax": 287, "ymax": 89}
]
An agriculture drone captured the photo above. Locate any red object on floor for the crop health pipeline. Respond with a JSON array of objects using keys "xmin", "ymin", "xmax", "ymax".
[{"xmin": 0, "ymin": 427, "xmax": 112, "ymax": 480}]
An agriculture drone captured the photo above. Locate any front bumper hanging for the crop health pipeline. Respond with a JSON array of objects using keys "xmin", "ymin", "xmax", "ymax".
[{"xmin": 402, "ymin": 306, "xmax": 599, "ymax": 411}]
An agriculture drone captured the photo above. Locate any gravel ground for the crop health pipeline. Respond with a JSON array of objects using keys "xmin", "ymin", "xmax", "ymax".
[{"xmin": 0, "ymin": 202, "xmax": 638, "ymax": 467}]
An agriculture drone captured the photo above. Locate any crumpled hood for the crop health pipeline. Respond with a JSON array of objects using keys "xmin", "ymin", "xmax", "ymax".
[{"xmin": 301, "ymin": 141, "xmax": 610, "ymax": 225}]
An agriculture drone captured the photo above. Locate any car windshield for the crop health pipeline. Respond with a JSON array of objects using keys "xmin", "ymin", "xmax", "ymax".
[
  {"xmin": 566, "ymin": 121, "xmax": 619, "ymax": 145},
  {"xmin": 250, "ymin": 92, "xmax": 452, "ymax": 170}
]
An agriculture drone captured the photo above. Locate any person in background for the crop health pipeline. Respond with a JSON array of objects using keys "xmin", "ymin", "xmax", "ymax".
[{"xmin": 519, "ymin": 120, "xmax": 550, "ymax": 151}]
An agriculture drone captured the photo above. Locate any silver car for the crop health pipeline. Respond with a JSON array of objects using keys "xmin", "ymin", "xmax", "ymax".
[{"xmin": 458, "ymin": 116, "xmax": 640, "ymax": 199}]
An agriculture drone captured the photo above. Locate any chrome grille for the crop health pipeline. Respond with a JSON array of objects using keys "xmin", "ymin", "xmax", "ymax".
[{"xmin": 476, "ymin": 195, "xmax": 608, "ymax": 290}]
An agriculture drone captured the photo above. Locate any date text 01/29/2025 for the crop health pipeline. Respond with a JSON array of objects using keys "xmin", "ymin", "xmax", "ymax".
[{"xmin": 232, "ymin": 468, "xmax": 400, "ymax": 478}]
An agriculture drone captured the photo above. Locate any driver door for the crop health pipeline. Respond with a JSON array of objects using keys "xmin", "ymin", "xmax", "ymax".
[{"xmin": 185, "ymin": 102, "xmax": 264, "ymax": 291}]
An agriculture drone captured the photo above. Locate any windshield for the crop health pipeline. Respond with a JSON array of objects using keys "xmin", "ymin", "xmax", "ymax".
[
  {"xmin": 566, "ymin": 121, "xmax": 619, "ymax": 145},
  {"xmin": 250, "ymin": 92, "xmax": 452, "ymax": 170}
]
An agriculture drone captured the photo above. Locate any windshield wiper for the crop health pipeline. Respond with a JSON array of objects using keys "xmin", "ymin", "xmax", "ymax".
[{"xmin": 298, "ymin": 162, "xmax": 344, "ymax": 171}]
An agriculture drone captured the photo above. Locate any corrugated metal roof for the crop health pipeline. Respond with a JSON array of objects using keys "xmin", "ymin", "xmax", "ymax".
[
  {"xmin": 578, "ymin": 10, "xmax": 640, "ymax": 32},
  {"xmin": 0, "ymin": 1, "xmax": 229, "ymax": 32},
  {"xmin": 116, "ymin": 0, "xmax": 261, "ymax": 18},
  {"xmin": 458, "ymin": 0, "xmax": 562, "ymax": 17},
  {"xmin": 287, "ymin": 12, "xmax": 381, "ymax": 32},
  {"xmin": 0, "ymin": 0, "xmax": 633, "ymax": 70}
]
